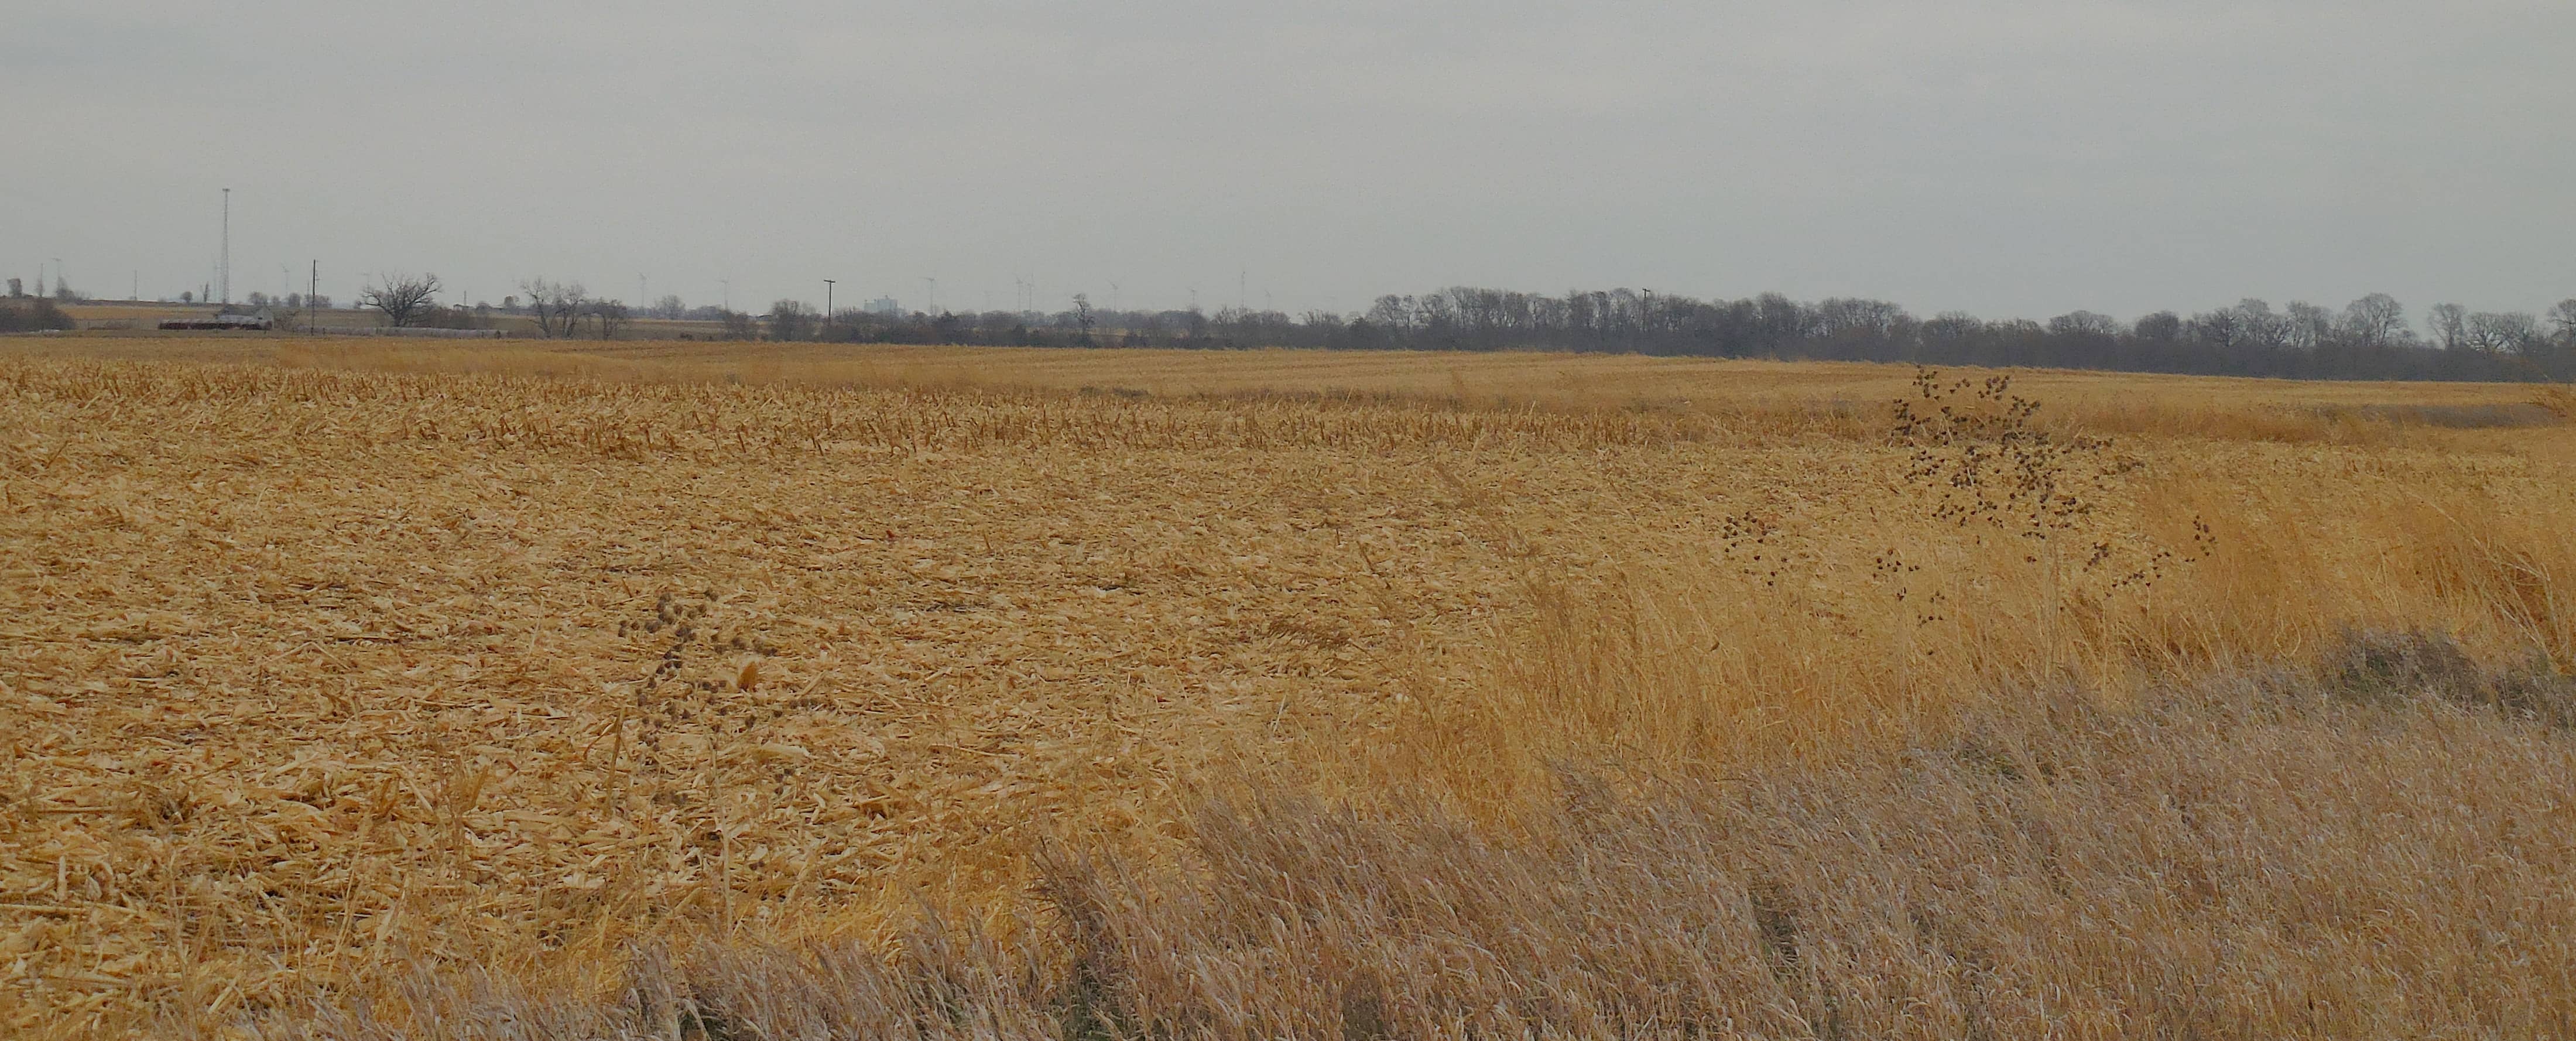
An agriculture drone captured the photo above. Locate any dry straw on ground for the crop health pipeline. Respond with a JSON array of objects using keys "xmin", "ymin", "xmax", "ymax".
[
  {"xmin": 0, "ymin": 338, "xmax": 2570, "ymax": 1036},
  {"xmin": 280, "ymin": 636, "xmax": 2576, "ymax": 1040}
]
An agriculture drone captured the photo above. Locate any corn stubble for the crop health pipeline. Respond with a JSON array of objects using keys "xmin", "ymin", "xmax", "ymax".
[
  {"xmin": 288, "ymin": 646, "xmax": 2576, "ymax": 1040},
  {"xmin": 0, "ymin": 341, "xmax": 2571, "ymax": 1038}
]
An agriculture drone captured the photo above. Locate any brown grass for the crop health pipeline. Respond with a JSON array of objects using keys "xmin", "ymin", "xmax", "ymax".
[
  {"xmin": 0, "ymin": 338, "xmax": 2569, "ymax": 1036},
  {"xmin": 2538, "ymin": 383, "xmax": 2576, "ymax": 422},
  {"xmin": 254, "ymin": 638, "xmax": 2576, "ymax": 1040}
]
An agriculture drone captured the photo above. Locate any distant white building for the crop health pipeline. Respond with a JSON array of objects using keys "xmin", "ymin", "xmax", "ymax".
[{"xmin": 865, "ymin": 297, "xmax": 901, "ymax": 316}]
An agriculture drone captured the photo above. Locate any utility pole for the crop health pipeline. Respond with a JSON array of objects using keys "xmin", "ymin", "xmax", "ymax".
[
  {"xmin": 220, "ymin": 187, "xmax": 231, "ymax": 306},
  {"xmin": 720, "ymin": 279, "xmax": 731, "ymax": 312},
  {"xmin": 309, "ymin": 260, "xmax": 318, "ymax": 334},
  {"xmin": 823, "ymin": 279, "xmax": 835, "ymax": 335},
  {"xmin": 922, "ymin": 277, "xmax": 936, "ymax": 314}
]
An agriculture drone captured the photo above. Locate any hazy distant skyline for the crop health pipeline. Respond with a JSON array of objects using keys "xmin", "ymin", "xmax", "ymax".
[{"xmin": 7, "ymin": 0, "xmax": 2571, "ymax": 320}]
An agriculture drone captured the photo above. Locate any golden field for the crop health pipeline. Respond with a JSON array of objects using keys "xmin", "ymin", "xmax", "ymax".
[{"xmin": 3, "ymin": 337, "xmax": 2573, "ymax": 1037}]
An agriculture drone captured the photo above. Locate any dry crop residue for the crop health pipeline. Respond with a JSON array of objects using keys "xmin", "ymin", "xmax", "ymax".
[
  {"xmin": 0, "ymin": 357, "xmax": 1796, "ymax": 1028},
  {"xmin": 1, "ymin": 347, "xmax": 2569, "ymax": 1034}
]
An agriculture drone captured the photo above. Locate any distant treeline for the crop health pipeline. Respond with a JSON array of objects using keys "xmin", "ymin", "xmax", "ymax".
[
  {"xmin": 0, "ymin": 298, "xmax": 76, "ymax": 333},
  {"xmin": 431, "ymin": 279, "xmax": 2576, "ymax": 381},
  {"xmin": 762, "ymin": 289, "xmax": 2576, "ymax": 382}
]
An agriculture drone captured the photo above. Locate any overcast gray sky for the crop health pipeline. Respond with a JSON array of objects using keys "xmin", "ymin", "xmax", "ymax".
[{"xmin": 6, "ymin": 0, "xmax": 2570, "ymax": 320}]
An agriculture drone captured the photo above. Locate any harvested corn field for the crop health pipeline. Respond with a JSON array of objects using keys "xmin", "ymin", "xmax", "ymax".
[{"xmin": 3, "ymin": 338, "xmax": 2574, "ymax": 1037}]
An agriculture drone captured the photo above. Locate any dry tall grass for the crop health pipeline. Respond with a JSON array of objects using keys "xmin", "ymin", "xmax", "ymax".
[
  {"xmin": 0, "ymin": 339, "xmax": 2570, "ymax": 1036},
  {"xmin": 256, "ymin": 636, "xmax": 2576, "ymax": 1040}
]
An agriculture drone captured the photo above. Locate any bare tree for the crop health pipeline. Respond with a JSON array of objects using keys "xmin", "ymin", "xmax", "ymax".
[
  {"xmin": 1814, "ymin": 297, "xmax": 1910, "ymax": 340},
  {"xmin": 653, "ymin": 294, "xmax": 686, "ymax": 320},
  {"xmin": 720, "ymin": 309, "xmax": 758, "ymax": 340},
  {"xmin": 590, "ymin": 300, "xmax": 632, "ymax": 340},
  {"xmin": 2284, "ymin": 301, "xmax": 2334, "ymax": 350},
  {"xmin": 2188, "ymin": 307, "xmax": 2245, "ymax": 348},
  {"xmin": 2426, "ymin": 303, "xmax": 2468, "ymax": 350},
  {"xmin": 2338, "ymin": 293, "xmax": 2408, "ymax": 347},
  {"xmin": 2230, "ymin": 299, "xmax": 2291, "ymax": 350},
  {"xmin": 767, "ymin": 299, "xmax": 816, "ymax": 341},
  {"xmin": 520, "ymin": 279, "xmax": 588, "ymax": 338},
  {"xmin": 2550, "ymin": 299, "xmax": 2576, "ymax": 344},
  {"xmin": 359, "ymin": 273, "xmax": 441, "ymax": 327},
  {"xmin": 2462, "ymin": 311, "xmax": 2539, "ymax": 354},
  {"xmin": 2132, "ymin": 311, "xmax": 2183, "ymax": 342},
  {"xmin": 2046, "ymin": 311, "xmax": 2121, "ymax": 337}
]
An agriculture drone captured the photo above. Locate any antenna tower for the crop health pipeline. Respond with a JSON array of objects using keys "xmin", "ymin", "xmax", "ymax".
[{"xmin": 220, "ymin": 188, "xmax": 231, "ymax": 305}]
